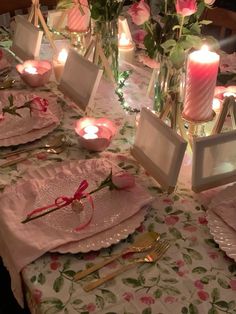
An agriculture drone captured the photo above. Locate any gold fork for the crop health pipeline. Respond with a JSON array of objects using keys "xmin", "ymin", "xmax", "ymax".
[
  {"xmin": 83, "ymin": 240, "xmax": 170, "ymax": 292},
  {"xmin": 74, "ymin": 232, "xmax": 160, "ymax": 281}
]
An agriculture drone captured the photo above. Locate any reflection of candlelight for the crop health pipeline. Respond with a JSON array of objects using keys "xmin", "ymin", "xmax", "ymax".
[
  {"xmin": 53, "ymin": 49, "xmax": 68, "ymax": 83},
  {"xmin": 57, "ymin": 49, "xmax": 68, "ymax": 64},
  {"xmin": 183, "ymin": 45, "xmax": 219, "ymax": 122},
  {"xmin": 83, "ymin": 125, "xmax": 99, "ymax": 134},
  {"xmin": 118, "ymin": 33, "xmax": 135, "ymax": 64},
  {"xmin": 24, "ymin": 66, "xmax": 38, "ymax": 74},
  {"xmin": 212, "ymin": 98, "xmax": 221, "ymax": 112},
  {"xmin": 223, "ymin": 92, "xmax": 236, "ymax": 98}
]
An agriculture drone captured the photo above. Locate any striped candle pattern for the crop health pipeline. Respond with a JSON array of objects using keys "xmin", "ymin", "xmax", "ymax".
[
  {"xmin": 67, "ymin": 0, "xmax": 90, "ymax": 32},
  {"xmin": 183, "ymin": 48, "xmax": 219, "ymax": 122}
]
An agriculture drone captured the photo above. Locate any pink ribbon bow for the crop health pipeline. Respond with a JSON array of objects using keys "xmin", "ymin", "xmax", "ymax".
[{"xmin": 25, "ymin": 180, "xmax": 94, "ymax": 232}]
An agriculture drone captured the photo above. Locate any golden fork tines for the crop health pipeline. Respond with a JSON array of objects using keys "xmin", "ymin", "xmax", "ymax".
[
  {"xmin": 74, "ymin": 232, "xmax": 160, "ymax": 281},
  {"xmin": 83, "ymin": 240, "xmax": 170, "ymax": 292}
]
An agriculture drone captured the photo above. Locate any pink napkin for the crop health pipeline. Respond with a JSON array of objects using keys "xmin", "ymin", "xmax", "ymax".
[
  {"xmin": 0, "ymin": 164, "xmax": 153, "ymax": 307},
  {"xmin": 0, "ymin": 91, "xmax": 59, "ymax": 140},
  {"xmin": 212, "ymin": 199, "xmax": 236, "ymax": 232}
]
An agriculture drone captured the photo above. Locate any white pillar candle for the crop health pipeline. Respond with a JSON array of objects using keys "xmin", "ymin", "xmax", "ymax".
[
  {"xmin": 53, "ymin": 49, "xmax": 68, "ymax": 82},
  {"xmin": 183, "ymin": 46, "xmax": 219, "ymax": 122},
  {"xmin": 118, "ymin": 33, "xmax": 135, "ymax": 64}
]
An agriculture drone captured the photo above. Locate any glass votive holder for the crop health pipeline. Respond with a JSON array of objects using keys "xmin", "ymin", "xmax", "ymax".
[
  {"xmin": 75, "ymin": 117, "xmax": 116, "ymax": 152},
  {"xmin": 53, "ymin": 48, "xmax": 68, "ymax": 83},
  {"xmin": 16, "ymin": 60, "xmax": 52, "ymax": 87}
]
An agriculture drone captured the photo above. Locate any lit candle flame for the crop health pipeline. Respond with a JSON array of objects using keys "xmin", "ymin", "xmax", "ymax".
[
  {"xmin": 83, "ymin": 133, "xmax": 98, "ymax": 140},
  {"xmin": 84, "ymin": 125, "xmax": 99, "ymax": 134},
  {"xmin": 201, "ymin": 45, "xmax": 209, "ymax": 52},
  {"xmin": 212, "ymin": 98, "xmax": 221, "ymax": 111},
  {"xmin": 24, "ymin": 66, "xmax": 38, "ymax": 74},
  {"xmin": 58, "ymin": 49, "xmax": 68, "ymax": 64},
  {"xmin": 223, "ymin": 92, "xmax": 236, "ymax": 98},
  {"xmin": 119, "ymin": 33, "xmax": 130, "ymax": 46}
]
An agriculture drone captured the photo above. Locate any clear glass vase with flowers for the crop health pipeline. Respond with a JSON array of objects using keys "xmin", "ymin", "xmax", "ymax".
[{"xmin": 128, "ymin": 0, "xmax": 218, "ymax": 115}]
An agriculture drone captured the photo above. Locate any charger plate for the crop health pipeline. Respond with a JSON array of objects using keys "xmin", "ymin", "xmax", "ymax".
[
  {"xmin": 6, "ymin": 158, "xmax": 151, "ymax": 253},
  {"xmin": 207, "ymin": 184, "xmax": 236, "ymax": 262},
  {"xmin": 0, "ymin": 90, "xmax": 63, "ymax": 147}
]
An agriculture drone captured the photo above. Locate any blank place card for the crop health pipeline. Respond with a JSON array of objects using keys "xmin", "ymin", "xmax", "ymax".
[
  {"xmin": 58, "ymin": 49, "xmax": 103, "ymax": 111},
  {"xmin": 192, "ymin": 130, "xmax": 236, "ymax": 192},
  {"xmin": 131, "ymin": 108, "xmax": 187, "ymax": 193},
  {"xmin": 11, "ymin": 15, "xmax": 43, "ymax": 61}
]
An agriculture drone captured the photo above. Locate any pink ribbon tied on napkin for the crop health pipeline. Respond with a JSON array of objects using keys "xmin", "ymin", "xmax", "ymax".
[{"xmin": 24, "ymin": 180, "xmax": 94, "ymax": 232}]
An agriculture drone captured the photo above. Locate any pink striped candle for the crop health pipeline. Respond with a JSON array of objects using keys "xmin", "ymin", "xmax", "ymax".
[
  {"xmin": 183, "ymin": 46, "xmax": 219, "ymax": 122},
  {"xmin": 67, "ymin": 0, "xmax": 90, "ymax": 32}
]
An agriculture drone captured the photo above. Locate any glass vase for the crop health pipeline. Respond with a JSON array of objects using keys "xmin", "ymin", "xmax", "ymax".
[
  {"xmin": 94, "ymin": 19, "xmax": 119, "ymax": 82},
  {"xmin": 153, "ymin": 55, "xmax": 184, "ymax": 116}
]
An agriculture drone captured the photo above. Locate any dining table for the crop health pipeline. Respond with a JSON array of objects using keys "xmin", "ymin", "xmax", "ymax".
[{"xmin": 0, "ymin": 28, "xmax": 236, "ymax": 314}]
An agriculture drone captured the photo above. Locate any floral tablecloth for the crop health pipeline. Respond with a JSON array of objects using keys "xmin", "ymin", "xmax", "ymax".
[{"xmin": 0, "ymin": 42, "xmax": 236, "ymax": 314}]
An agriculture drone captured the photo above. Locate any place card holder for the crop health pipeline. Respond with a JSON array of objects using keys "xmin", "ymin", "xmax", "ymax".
[
  {"xmin": 192, "ymin": 129, "xmax": 236, "ymax": 192},
  {"xmin": 58, "ymin": 48, "xmax": 103, "ymax": 112},
  {"xmin": 211, "ymin": 96, "xmax": 236, "ymax": 135},
  {"xmin": 131, "ymin": 108, "xmax": 187, "ymax": 193},
  {"xmin": 11, "ymin": 15, "xmax": 43, "ymax": 61}
]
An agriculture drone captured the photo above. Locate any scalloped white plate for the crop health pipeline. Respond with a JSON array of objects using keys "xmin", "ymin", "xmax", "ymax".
[
  {"xmin": 207, "ymin": 184, "xmax": 236, "ymax": 262},
  {"xmin": 6, "ymin": 159, "xmax": 150, "ymax": 253},
  {"xmin": 0, "ymin": 91, "xmax": 63, "ymax": 147}
]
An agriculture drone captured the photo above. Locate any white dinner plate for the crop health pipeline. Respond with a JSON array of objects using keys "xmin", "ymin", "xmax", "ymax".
[
  {"xmin": 5, "ymin": 158, "xmax": 151, "ymax": 253},
  {"xmin": 0, "ymin": 90, "xmax": 63, "ymax": 147},
  {"xmin": 207, "ymin": 184, "xmax": 236, "ymax": 262}
]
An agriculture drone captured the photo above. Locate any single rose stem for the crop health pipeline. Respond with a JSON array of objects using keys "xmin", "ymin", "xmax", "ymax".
[
  {"xmin": 179, "ymin": 15, "xmax": 185, "ymax": 39},
  {"xmin": 21, "ymin": 184, "xmax": 109, "ymax": 224}
]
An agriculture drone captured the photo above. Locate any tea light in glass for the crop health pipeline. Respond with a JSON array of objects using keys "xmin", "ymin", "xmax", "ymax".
[
  {"xmin": 16, "ymin": 60, "xmax": 52, "ymax": 87},
  {"xmin": 75, "ymin": 117, "xmax": 116, "ymax": 151},
  {"xmin": 53, "ymin": 48, "xmax": 68, "ymax": 82}
]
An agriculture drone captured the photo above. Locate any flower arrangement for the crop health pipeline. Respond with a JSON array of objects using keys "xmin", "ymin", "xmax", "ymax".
[
  {"xmin": 0, "ymin": 95, "xmax": 49, "ymax": 121},
  {"xmin": 128, "ymin": 0, "xmax": 218, "ymax": 69}
]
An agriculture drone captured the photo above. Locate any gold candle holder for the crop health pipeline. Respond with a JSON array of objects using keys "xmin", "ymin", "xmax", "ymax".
[{"xmin": 182, "ymin": 111, "xmax": 216, "ymax": 149}]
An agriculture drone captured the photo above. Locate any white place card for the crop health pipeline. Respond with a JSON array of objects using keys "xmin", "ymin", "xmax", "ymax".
[
  {"xmin": 11, "ymin": 15, "xmax": 43, "ymax": 61},
  {"xmin": 131, "ymin": 108, "xmax": 187, "ymax": 193},
  {"xmin": 192, "ymin": 130, "xmax": 236, "ymax": 192},
  {"xmin": 58, "ymin": 49, "xmax": 103, "ymax": 111}
]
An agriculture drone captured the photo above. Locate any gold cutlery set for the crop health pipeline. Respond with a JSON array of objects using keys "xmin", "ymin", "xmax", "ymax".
[
  {"xmin": 0, "ymin": 134, "xmax": 67, "ymax": 167},
  {"xmin": 73, "ymin": 232, "xmax": 170, "ymax": 292}
]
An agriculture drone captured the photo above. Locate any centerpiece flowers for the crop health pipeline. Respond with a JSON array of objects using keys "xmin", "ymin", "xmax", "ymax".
[{"xmin": 128, "ymin": 0, "xmax": 218, "ymax": 113}]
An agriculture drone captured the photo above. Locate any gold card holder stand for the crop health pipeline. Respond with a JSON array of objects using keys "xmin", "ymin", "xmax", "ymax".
[
  {"xmin": 211, "ymin": 95, "xmax": 236, "ymax": 135},
  {"xmin": 28, "ymin": 0, "xmax": 56, "ymax": 51},
  {"xmin": 84, "ymin": 37, "xmax": 116, "ymax": 85}
]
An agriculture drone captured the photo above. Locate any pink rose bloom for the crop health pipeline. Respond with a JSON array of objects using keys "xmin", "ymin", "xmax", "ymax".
[
  {"xmin": 197, "ymin": 290, "xmax": 209, "ymax": 301},
  {"xmin": 139, "ymin": 55, "xmax": 159, "ymax": 69},
  {"xmin": 165, "ymin": 215, "xmax": 179, "ymax": 225},
  {"xmin": 133, "ymin": 29, "xmax": 147, "ymax": 44},
  {"xmin": 230, "ymin": 279, "xmax": 236, "ymax": 290},
  {"xmin": 86, "ymin": 303, "xmax": 96, "ymax": 312},
  {"xmin": 31, "ymin": 97, "xmax": 49, "ymax": 112},
  {"xmin": 194, "ymin": 280, "xmax": 204, "ymax": 290},
  {"xmin": 140, "ymin": 295, "xmax": 155, "ymax": 305},
  {"xmin": 175, "ymin": 0, "xmax": 197, "ymax": 17},
  {"xmin": 128, "ymin": 0, "xmax": 150, "ymax": 25},
  {"xmin": 112, "ymin": 171, "xmax": 135, "ymax": 189},
  {"xmin": 123, "ymin": 292, "xmax": 134, "ymax": 302}
]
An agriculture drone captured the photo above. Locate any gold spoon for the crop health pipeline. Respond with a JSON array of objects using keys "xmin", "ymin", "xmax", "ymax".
[
  {"xmin": 0, "ymin": 146, "xmax": 64, "ymax": 168},
  {"xmin": 74, "ymin": 231, "xmax": 160, "ymax": 281},
  {"xmin": 1, "ymin": 134, "xmax": 66, "ymax": 159}
]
